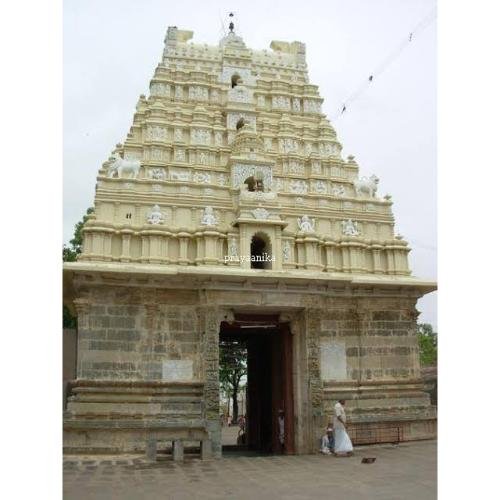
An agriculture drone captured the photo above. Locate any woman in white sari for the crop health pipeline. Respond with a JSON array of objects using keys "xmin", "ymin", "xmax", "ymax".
[{"xmin": 333, "ymin": 399, "xmax": 353, "ymax": 456}]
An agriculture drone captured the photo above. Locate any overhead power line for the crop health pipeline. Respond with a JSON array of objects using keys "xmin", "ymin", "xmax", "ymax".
[{"xmin": 334, "ymin": 7, "xmax": 437, "ymax": 119}]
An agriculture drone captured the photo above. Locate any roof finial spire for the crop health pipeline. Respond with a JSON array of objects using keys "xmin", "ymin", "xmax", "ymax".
[{"xmin": 228, "ymin": 12, "xmax": 235, "ymax": 33}]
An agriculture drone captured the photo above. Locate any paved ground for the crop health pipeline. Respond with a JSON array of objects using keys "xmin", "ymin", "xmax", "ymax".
[{"xmin": 63, "ymin": 440, "xmax": 436, "ymax": 500}]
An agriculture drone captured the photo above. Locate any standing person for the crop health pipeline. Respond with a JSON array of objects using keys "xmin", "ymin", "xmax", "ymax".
[
  {"xmin": 278, "ymin": 409, "xmax": 285, "ymax": 451},
  {"xmin": 333, "ymin": 400, "xmax": 353, "ymax": 456}
]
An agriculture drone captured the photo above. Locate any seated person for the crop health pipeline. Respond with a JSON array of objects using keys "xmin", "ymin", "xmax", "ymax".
[{"xmin": 320, "ymin": 424, "xmax": 335, "ymax": 455}]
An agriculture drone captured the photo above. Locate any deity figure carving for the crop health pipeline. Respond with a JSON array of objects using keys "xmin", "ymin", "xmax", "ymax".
[
  {"xmin": 319, "ymin": 142, "xmax": 336, "ymax": 156},
  {"xmin": 174, "ymin": 149, "xmax": 185, "ymax": 161},
  {"xmin": 199, "ymin": 152, "xmax": 209, "ymax": 165},
  {"xmin": 194, "ymin": 172, "xmax": 210, "ymax": 183},
  {"xmin": 286, "ymin": 161, "xmax": 305, "ymax": 175},
  {"xmin": 282, "ymin": 240, "xmax": 291, "ymax": 262},
  {"xmin": 272, "ymin": 96, "xmax": 291, "ymax": 110},
  {"xmin": 188, "ymin": 86, "xmax": 209, "ymax": 101},
  {"xmin": 147, "ymin": 204, "xmax": 165, "ymax": 224},
  {"xmin": 342, "ymin": 219, "xmax": 360, "ymax": 236},
  {"xmin": 146, "ymin": 126, "xmax": 167, "ymax": 142},
  {"xmin": 150, "ymin": 168, "xmax": 166, "ymax": 180},
  {"xmin": 311, "ymin": 161, "xmax": 322, "ymax": 174},
  {"xmin": 174, "ymin": 128, "xmax": 183, "ymax": 142},
  {"xmin": 201, "ymin": 206, "xmax": 218, "ymax": 226},
  {"xmin": 280, "ymin": 138, "xmax": 298, "ymax": 154},
  {"xmin": 170, "ymin": 170, "xmax": 190, "ymax": 181},
  {"xmin": 314, "ymin": 180, "xmax": 327, "ymax": 194},
  {"xmin": 228, "ymin": 238, "xmax": 238, "ymax": 258},
  {"xmin": 252, "ymin": 208, "xmax": 270, "ymax": 220},
  {"xmin": 150, "ymin": 82, "xmax": 169, "ymax": 96},
  {"xmin": 297, "ymin": 215, "xmax": 315, "ymax": 233},
  {"xmin": 191, "ymin": 128, "xmax": 210, "ymax": 145},
  {"xmin": 332, "ymin": 184, "xmax": 346, "ymax": 197},
  {"xmin": 217, "ymin": 174, "xmax": 227, "ymax": 186},
  {"xmin": 303, "ymin": 99, "xmax": 321, "ymax": 113},
  {"xmin": 290, "ymin": 179, "xmax": 308, "ymax": 194}
]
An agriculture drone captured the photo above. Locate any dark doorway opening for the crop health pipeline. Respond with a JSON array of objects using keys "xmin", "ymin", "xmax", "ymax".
[
  {"xmin": 250, "ymin": 234, "xmax": 272, "ymax": 270},
  {"xmin": 219, "ymin": 314, "xmax": 294, "ymax": 456}
]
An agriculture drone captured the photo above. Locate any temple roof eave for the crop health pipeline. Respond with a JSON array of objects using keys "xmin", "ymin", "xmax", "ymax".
[{"xmin": 63, "ymin": 261, "xmax": 437, "ymax": 298}]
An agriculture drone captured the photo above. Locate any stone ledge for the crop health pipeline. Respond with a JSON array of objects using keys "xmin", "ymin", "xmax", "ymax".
[{"xmin": 63, "ymin": 418, "xmax": 207, "ymax": 430}]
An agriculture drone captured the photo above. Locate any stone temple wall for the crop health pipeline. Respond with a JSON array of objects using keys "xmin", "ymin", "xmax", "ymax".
[
  {"xmin": 76, "ymin": 288, "xmax": 202, "ymax": 382},
  {"xmin": 64, "ymin": 276, "xmax": 436, "ymax": 455}
]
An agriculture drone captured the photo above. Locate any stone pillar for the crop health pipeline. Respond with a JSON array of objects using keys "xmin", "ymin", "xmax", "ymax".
[
  {"xmin": 353, "ymin": 305, "xmax": 371, "ymax": 383},
  {"xmin": 195, "ymin": 234, "xmax": 204, "ymax": 264},
  {"xmin": 340, "ymin": 243, "xmax": 351, "ymax": 272},
  {"xmin": 201, "ymin": 439, "xmax": 212, "ymax": 460},
  {"xmin": 304, "ymin": 306, "xmax": 324, "ymax": 450},
  {"xmin": 172, "ymin": 439, "xmax": 184, "ymax": 462},
  {"xmin": 146, "ymin": 437, "xmax": 157, "ymax": 461},
  {"xmin": 178, "ymin": 234, "xmax": 189, "ymax": 265},
  {"xmin": 202, "ymin": 231, "xmax": 219, "ymax": 265},
  {"xmin": 303, "ymin": 237, "xmax": 323, "ymax": 270},
  {"xmin": 120, "ymin": 232, "xmax": 132, "ymax": 262},
  {"xmin": 103, "ymin": 232, "xmax": 112, "ymax": 261},
  {"xmin": 386, "ymin": 248, "xmax": 396, "ymax": 274},
  {"xmin": 198, "ymin": 306, "xmax": 222, "ymax": 457},
  {"xmin": 141, "ymin": 235, "xmax": 150, "ymax": 263},
  {"xmin": 372, "ymin": 245, "xmax": 383, "ymax": 274},
  {"xmin": 73, "ymin": 298, "xmax": 91, "ymax": 379},
  {"xmin": 148, "ymin": 235, "xmax": 161, "ymax": 264}
]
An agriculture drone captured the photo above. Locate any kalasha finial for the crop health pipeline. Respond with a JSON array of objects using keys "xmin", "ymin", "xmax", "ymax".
[{"xmin": 229, "ymin": 12, "xmax": 235, "ymax": 33}]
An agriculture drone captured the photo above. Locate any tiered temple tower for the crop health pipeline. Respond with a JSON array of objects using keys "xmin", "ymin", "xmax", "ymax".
[{"xmin": 63, "ymin": 25, "xmax": 436, "ymax": 456}]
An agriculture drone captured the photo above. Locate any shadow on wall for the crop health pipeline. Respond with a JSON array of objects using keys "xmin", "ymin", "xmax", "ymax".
[
  {"xmin": 421, "ymin": 366, "xmax": 437, "ymax": 406},
  {"xmin": 63, "ymin": 328, "xmax": 77, "ymax": 410}
]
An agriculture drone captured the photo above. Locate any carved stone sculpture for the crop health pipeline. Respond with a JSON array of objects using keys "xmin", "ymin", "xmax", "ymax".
[
  {"xmin": 342, "ymin": 219, "xmax": 360, "ymax": 236},
  {"xmin": 290, "ymin": 179, "xmax": 307, "ymax": 194},
  {"xmin": 194, "ymin": 172, "xmax": 210, "ymax": 184},
  {"xmin": 354, "ymin": 175, "xmax": 379, "ymax": 198},
  {"xmin": 150, "ymin": 168, "xmax": 166, "ymax": 180},
  {"xmin": 107, "ymin": 153, "xmax": 141, "ymax": 179},
  {"xmin": 201, "ymin": 206, "xmax": 218, "ymax": 226},
  {"xmin": 147, "ymin": 204, "xmax": 165, "ymax": 224},
  {"xmin": 252, "ymin": 208, "xmax": 270, "ymax": 220},
  {"xmin": 282, "ymin": 240, "xmax": 291, "ymax": 262},
  {"xmin": 297, "ymin": 215, "xmax": 315, "ymax": 233},
  {"xmin": 331, "ymin": 184, "xmax": 346, "ymax": 197},
  {"xmin": 228, "ymin": 238, "xmax": 238, "ymax": 258}
]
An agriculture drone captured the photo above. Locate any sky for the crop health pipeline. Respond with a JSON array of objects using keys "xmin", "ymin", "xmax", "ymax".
[{"xmin": 63, "ymin": 0, "xmax": 437, "ymax": 328}]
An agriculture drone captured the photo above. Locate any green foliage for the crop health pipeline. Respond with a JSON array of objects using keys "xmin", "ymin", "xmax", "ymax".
[
  {"xmin": 417, "ymin": 323, "xmax": 437, "ymax": 367},
  {"xmin": 63, "ymin": 207, "xmax": 95, "ymax": 262},
  {"xmin": 63, "ymin": 207, "xmax": 94, "ymax": 326},
  {"xmin": 219, "ymin": 340, "xmax": 247, "ymax": 422},
  {"xmin": 63, "ymin": 305, "xmax": 77, "ymax": 328}
]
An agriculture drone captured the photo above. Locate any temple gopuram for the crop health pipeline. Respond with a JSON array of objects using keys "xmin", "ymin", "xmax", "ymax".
[{"xmin": 63, "ymin": 23, "xmax": 436, "ymax": 457}]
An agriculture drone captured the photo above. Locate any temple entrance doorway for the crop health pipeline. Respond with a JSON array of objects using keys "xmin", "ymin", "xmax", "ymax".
[{"xmin": 219, "ymin": 314, "xmax": 295, "ymax": 456}]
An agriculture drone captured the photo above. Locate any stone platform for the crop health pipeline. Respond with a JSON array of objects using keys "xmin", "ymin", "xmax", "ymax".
[{"xmin": 63, "ymin": 439, "xmax": 436, "ymax": 500}]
